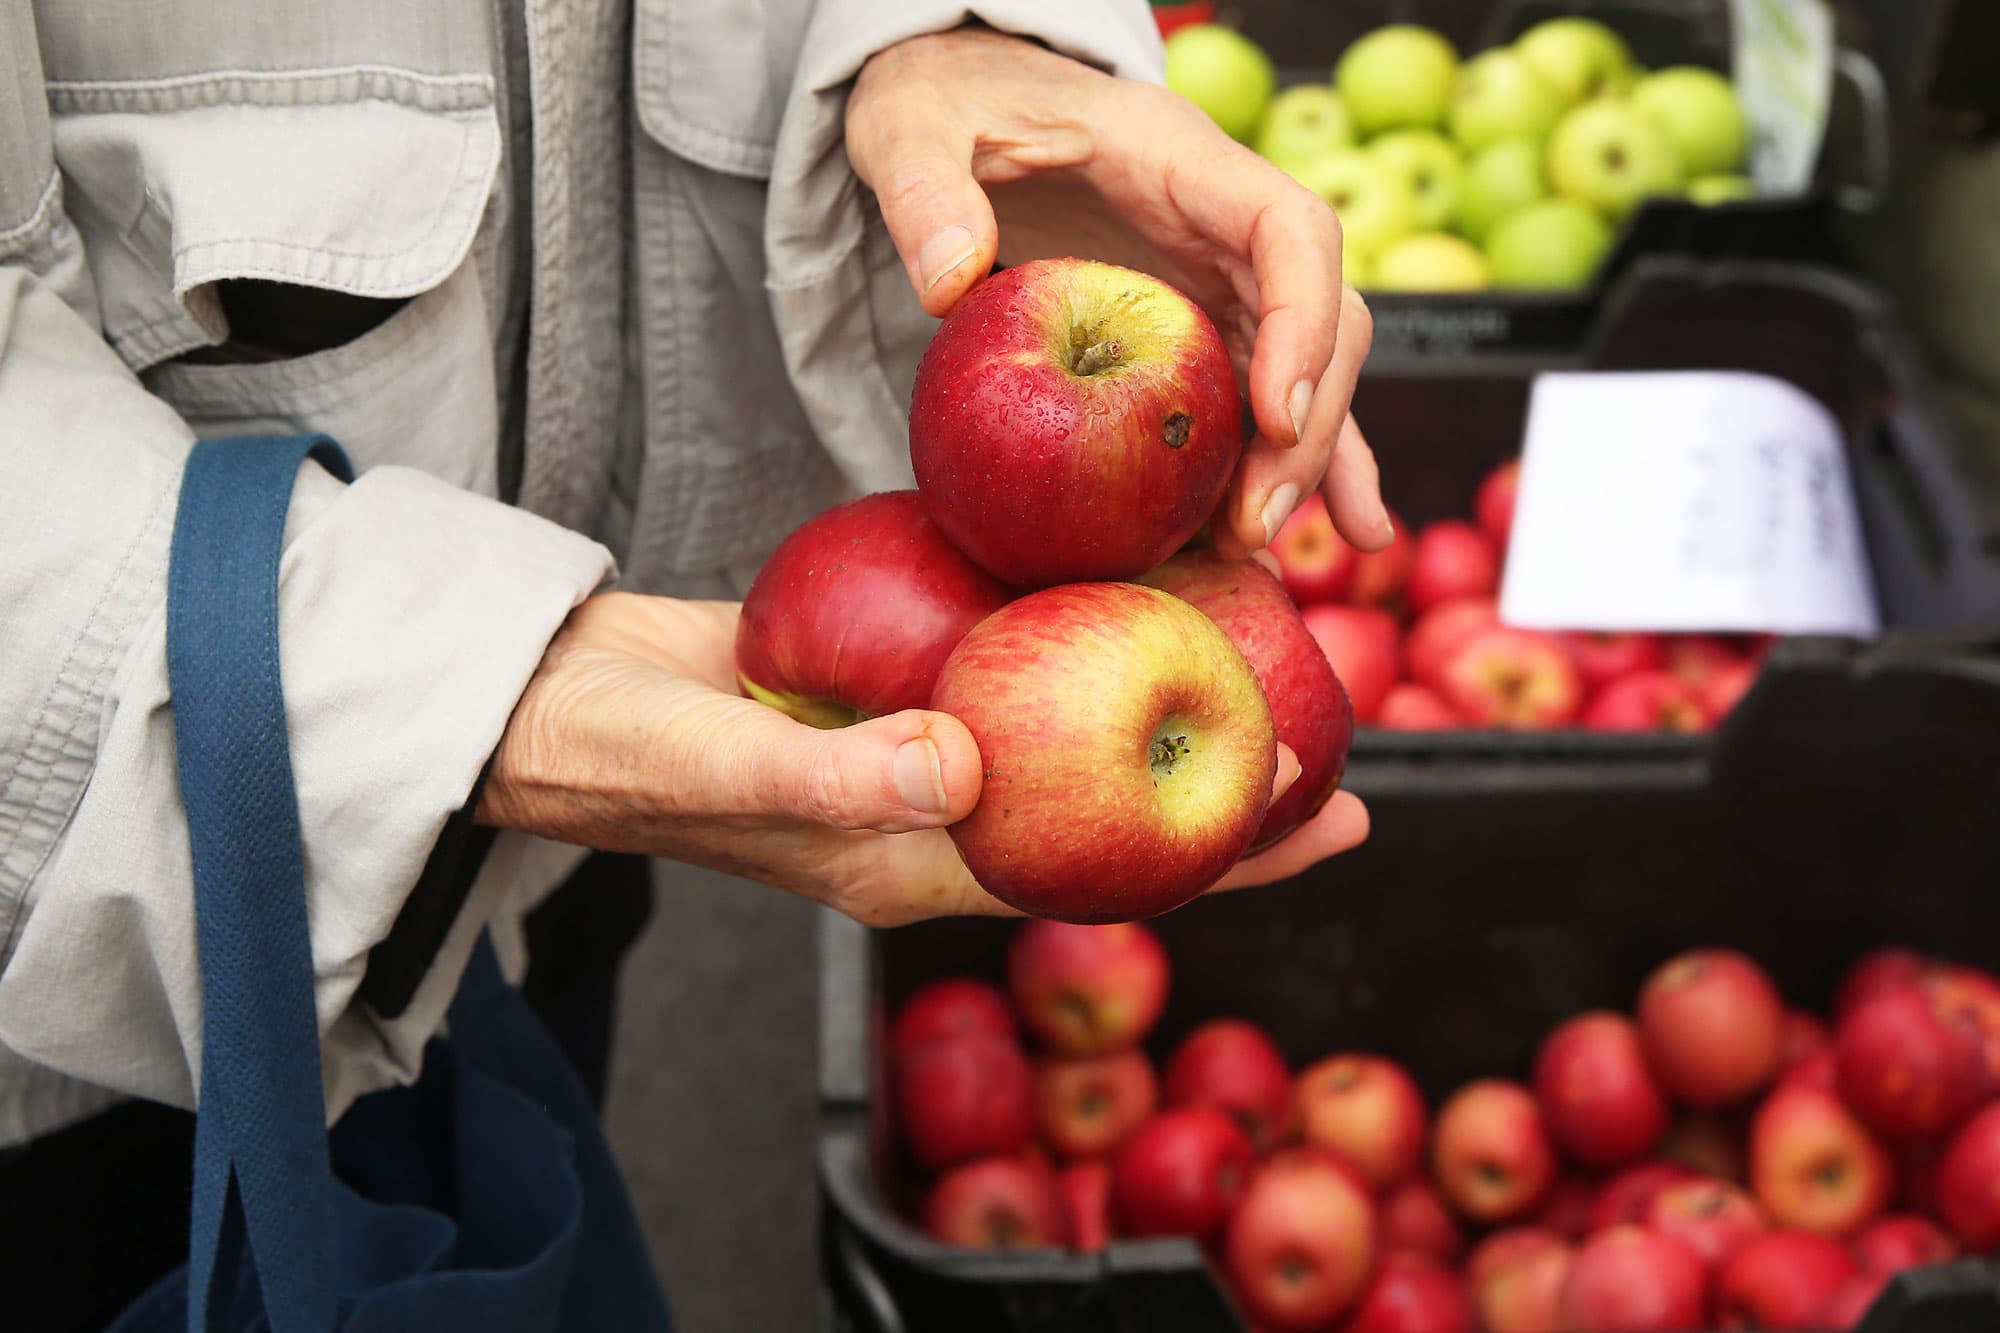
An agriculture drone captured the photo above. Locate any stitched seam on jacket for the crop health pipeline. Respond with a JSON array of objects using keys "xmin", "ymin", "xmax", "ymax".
[
  {"xmin": 0, "ymin": 471, "xmax": 176, "ymax": 966},
  {"xmin": 46, "ymin": 67, "xmax": 494, "ymax": 115},
  {"xmin": 0, "ymin": 173, "xmax": 60, "ymax": 250}
]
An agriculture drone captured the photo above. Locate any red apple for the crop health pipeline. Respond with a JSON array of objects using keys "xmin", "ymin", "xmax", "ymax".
[
  {"xmin": 1658, "ymin": 1114, "xmax": 1746, "ymax": 1181},
  {"xmin": 1834, "ymin": 947, "xmax": 1933, "ymax": 1024},
  {"xmin": 892, "ymin": 977, "xmax": 1017, "ymax": 1055},
  {"xmin": 1111, "ymin": 1106, "xmax": 1256, "ymax": 1240},
  {"xmin": 1348, "ymin": 511, "xmax": 1416, "ymax": 610},
  {"xmin": 1715, "ymin": 1230, "xmax": 1859, "ymax": 1328},
  {"xmin": 1058, "ymin": 1160, "xmax": 1112, "ymax": 1253},
  {"xmin": 1476, "ymin": 458, "xmax": 1521, "ymax": 551},
  {"xmin": 1162, "ymin": 1017, "xmax": 1293, "ymax": 1152},
  {"xmin": 1749, "ymin": 1085, "xmax": 1892, "ymax": 1236},
  {"xmin": 735, "ymin": 490, "xmax": 1013, "ymax": 726},
  {"xmin": 909, "ymin": 258, "xmax": 1241, "ymax": 587},
  {"xmin": 1142, "ymin": 550, "xmax": 1354, "ymax": 850},
  {"xmin": 1645, "ymin": 1178, "xmax": 1768, "ymax": 1264},
  {"xmin": 1404, "ymin": 596, "xmax": 1500, "ymax": 690},
  {"xmin": 1438, "ymin": 627, "xmax": 1583, "ymax": 729},
  {"xmin": 1559, "ymin": 632, "xmax": 1665, "ymax": 691},
  {"xmin": 1375, "ymin": 682, "xmax": 1462, "ymax": 730},
  {"xmin": 1467, "ymin": 1228, "xmax": 1571, "ymax": 1333},
  {"xmin": 1294, "ymin": 1054, "xmax": 1429, "ymax": 1189},
  {"xmin": 1532, "ymin": 1011, "xmax": 1669, "ymax": 1168},
  {"xmin": 1834, "ymin": 984, "xmax": 1987, "ymax": 1139},
  {"xmin": 1937, "ymin": 1100, "xmax": 2000, "ymax": 1252},
  {"xmin": 1556, "ymin": 1225, "xmax": 1708, "ymax": 1331},
  {"xmin": 1701, "ymin": 659, "xmax": 1759, "ymax": 722},
  {"xmin": 1380, "ymin": 1177, "xmax": 1465, "ymax": 1264},
  {"xmin": 922, "ymin": 1155, "xmax": 1068, "ymax": 1248},
  {"xmin": 1587, "ymin": 1161, "xmax": 1698, "ymax": 1232},
  {"xmin": 1580, "ymin": 670, "xmax": 1709, "ymax": 732},
  {"xmin": 937, "ymin": 583, "xmax": 1277, "ymax": 922},
  {"xmin": 1532, "ymin": 1176, "xmax": 1597, "ymax": 1238},
  {"xmin": 1920, "ymin": 964, "xmax": 2000, "ymax": 1087},
  {"xmin": 1035, "ymin": 1049, "xmax": 1159, "ymax": 1159},
  {"xmin": 1432, "ymin": 1079, "xmax": 1557, "ymax": 1223},
  {"xmin": 1852, "ymin": 1213, "xmax": 1956, "ymax": 1274},
  {"xmin": 1782, "ymin": 1011, "xmax": 1830, "ymax": 1070},
  {"xmin": 1006, "ymin": 921, "xmax": 1170, "ymax": 1056},
  {"xmin": 1270, "ymin": 492, "xmax": 1357, "ymax": 605},
  {"xmin": 896, "ymin": 1034, "xmax": 1035, "ymax": 1170},
  {"xmin": 1301, "ymin": 603, "xmax": 1400, "ymax": 723},
  {"xmin": 1815, "ymin": 1273, "xmax": 1890, "ymax": 1330},
  {"xmin": 1637, "ymin": 947, "xmax": 1786, "ymax": 1108},
  {"xmin": 1341, "ymin": 1251, "xmax": 1475, "ymax": 1333},
  {"xmin": 1662, "ymin": 634, "xmax": 1742, "ymax": 691},
  {"xmin": 1406, "ymin": 520, "xmax": 1500, "ymax": 617},
  {"xmin": 1222, "ymin": 1147, "xmax": 1377, "ymax": 1330}
]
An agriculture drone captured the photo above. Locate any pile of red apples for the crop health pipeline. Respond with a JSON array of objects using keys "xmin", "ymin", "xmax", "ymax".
[
  {"xmin": 895, "ymin": 923, "xmax": 2000, "ymax": 1331},
  {"xmin": 735, "ymin": 257, "xmax": 1358, "ymax": 924},
  {"xmin": 1274, "ymin": 463, "xmax": 1768, "ymax": 732}
]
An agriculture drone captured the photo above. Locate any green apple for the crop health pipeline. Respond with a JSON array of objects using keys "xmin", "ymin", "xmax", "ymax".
[
  {"xmin": 1335, "ymin": 24, "xmax": 1459, "ymax": 136},
  {"xmin": 1546, "ymin": 99, "xmax": 1683, "ymax": 220},
  {"xmin": 1631, "ymin": 66, "xmax": 1749, "ymax": 178},
  {"xmin": 1254, "ymin": 86, "xmax": 1355, "ymax": 166},
  {"xmin": 1485, "ymin": 198, "xmax": 1614, "ymax": 290},
  {"xmin": 1457, "ymin": 137, "xmax": 1548, "ymax": 244},
  {"xmin": 1688, "ymin": 173, "xmax": 1756, "ymax": 205},
  {"xmin": 1367, "ymin": 129, "xmax": 1464, "ymax": 233},
  {"xmin": 1371, "ymin": 233, "xmax": 1492, "ymax": 292},
  {"xmin": 1285, "ymin": 150, "xmax": 1417, "ymax": 258},
  {"xmin": 1344, "ymin": 248, "xmax": 1374, "ymax": 290},
  {"xmin": 1449, "ymin": 49, "xmax": 1563, "ymax": 154},
  {"xmin": 1513, "ymin": 17, "xmax": 1634, "ymax": 106},
  {"xmin": 1165, "ymin": 23, "xmax": 1277, "ymax": 142}
]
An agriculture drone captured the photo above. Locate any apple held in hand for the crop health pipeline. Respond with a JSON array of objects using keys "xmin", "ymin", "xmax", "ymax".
[
  {"xmin": 1141, "ymin": 550, "xmax": 1354, "ymax": 851},
  {"xmin": 910, "ymin": 259, "xmax": 1241, "ymax": 588},
  {"xmin": 736, "ymin": 491, "xmax": 1012, "ymax": 727},
  {"xmin": 1222, "ymin": 1148, "xmax": 1378, "ymax": 1330},
  {"xmin": 1007, "ymin": 921, "xmax": 1169, "ymax": 1056},
  {"xmin": 923, "ymin": 1156, "xmax": 1069, "ymax": 1248},
  {"xmin": 934, "ymin": 583, "xmax": 1275, "ymax": 922}
]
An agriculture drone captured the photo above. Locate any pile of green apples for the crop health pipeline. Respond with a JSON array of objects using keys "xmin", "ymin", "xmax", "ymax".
[{"xmin": 1164, "ymin": 17, "xmax": 1754, "ymax": 293}]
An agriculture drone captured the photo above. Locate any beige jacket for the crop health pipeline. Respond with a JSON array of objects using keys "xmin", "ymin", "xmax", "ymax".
[{"xmin": 0, "ymin": 0, "xmax": 1160, "ymax": 1145}]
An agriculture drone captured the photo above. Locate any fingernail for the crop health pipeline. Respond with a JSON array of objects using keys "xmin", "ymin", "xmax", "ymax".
[
  {"xmin": 1260, "ymin": 482, "xmax": 1302, "ymax": 548},
  {"xmin": 895, "ymin": 737, "xmax": 949, "ymax": 814},
  {"xmin": 919, "ymin": 225, "xmax": 978, "ymax": 293},
  {"xmin": 1287, "ymin": 378, "xmax": 1314, "ymax": 444},
  {"xmin": 1374, "ymin": 501, "xmax": 1396, "ymax": 546},
  {"xmin": 1249, "ymin": 548, "xmax": 1282, "ymax": 577}
]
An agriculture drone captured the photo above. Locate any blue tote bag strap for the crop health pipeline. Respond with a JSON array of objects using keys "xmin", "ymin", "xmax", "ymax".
[{"xmin": 166, "ymin": 435, "xmax": 354, "ymax": 1332}]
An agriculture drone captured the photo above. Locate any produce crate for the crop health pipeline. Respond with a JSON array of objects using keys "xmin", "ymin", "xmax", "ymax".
[
  {"xmin": 817, "ymin": 260, "xmax": 2000, "ymax": 1331},
  {"xmin": 1332, "ymin": 0, "xmax": 1892, "ymax": 354}
]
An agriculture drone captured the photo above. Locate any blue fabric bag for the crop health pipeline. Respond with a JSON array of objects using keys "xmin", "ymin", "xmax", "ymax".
[{"xmin": 109, "ymin": 435, "xmax": 672, "ymax": 1333}]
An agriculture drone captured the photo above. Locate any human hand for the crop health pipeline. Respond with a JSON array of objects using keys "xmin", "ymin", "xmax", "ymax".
[
  {"xmin": 846, "ymin": 26, "xmax": 1392, "ymax": 563},
  {"xmin": 476, "ymin": 593, "xmax": 1369, "ymax": 926}
]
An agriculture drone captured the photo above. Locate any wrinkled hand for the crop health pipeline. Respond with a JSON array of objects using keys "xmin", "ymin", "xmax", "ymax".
[
  {"xmin": 476, "ymin": 593, "xmax": 1369, "ymax": 926},
  {"xmin": 847, "ymin": 26, "xmax": 1393, "ymax": 559}
]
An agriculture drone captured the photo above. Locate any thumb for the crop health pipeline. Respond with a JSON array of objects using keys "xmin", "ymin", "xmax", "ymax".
[
  {"xmin": 852, "ymin": 127, "xmax": 1000, "ymax": 316},
  {"xmin": 767, "ymin": 707, "xmax": 985, "ymax": 834}
]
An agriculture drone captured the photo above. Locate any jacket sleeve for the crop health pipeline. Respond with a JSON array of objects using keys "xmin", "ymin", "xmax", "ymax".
[
  {"xmin": 762, "ymin": 0, "xmax": 1166, "ymax": 494},
  {"xmin": 0, "ymin": 79, "xmax": 613, "ymax": 1125}
]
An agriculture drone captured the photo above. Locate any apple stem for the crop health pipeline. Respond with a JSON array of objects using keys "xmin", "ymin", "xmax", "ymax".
[{"xmin": 1070, "ymin": 337, "xmax": 1125, "ymax": 377}]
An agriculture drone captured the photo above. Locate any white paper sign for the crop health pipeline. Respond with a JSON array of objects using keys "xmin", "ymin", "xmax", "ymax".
[
  {"xmin": 1727, "ymin": 0, "xmax": 1837, "ymax": 193},
  {"xmin": 1499, "ymin": 371, "xmax": 1880, "ymax": 638}
]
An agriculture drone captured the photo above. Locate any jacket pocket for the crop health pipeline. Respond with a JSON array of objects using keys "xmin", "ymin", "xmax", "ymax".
[
  {"xmin": 631, "ymin": 0, "xmax": 811, "ymax": 179},
  {"xmin": 48, "ymin": 69, "xmax": 504, "ymax": 492}
]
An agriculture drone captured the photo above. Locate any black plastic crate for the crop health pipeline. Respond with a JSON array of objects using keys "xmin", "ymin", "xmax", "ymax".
[
  {"xmin": 1338, "ymin": 0, "xmax": 1891, "ymax": 354},
  {"xmin": 817, "ymin": 260, "xmax": 2000, "ymax": 1331}
]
